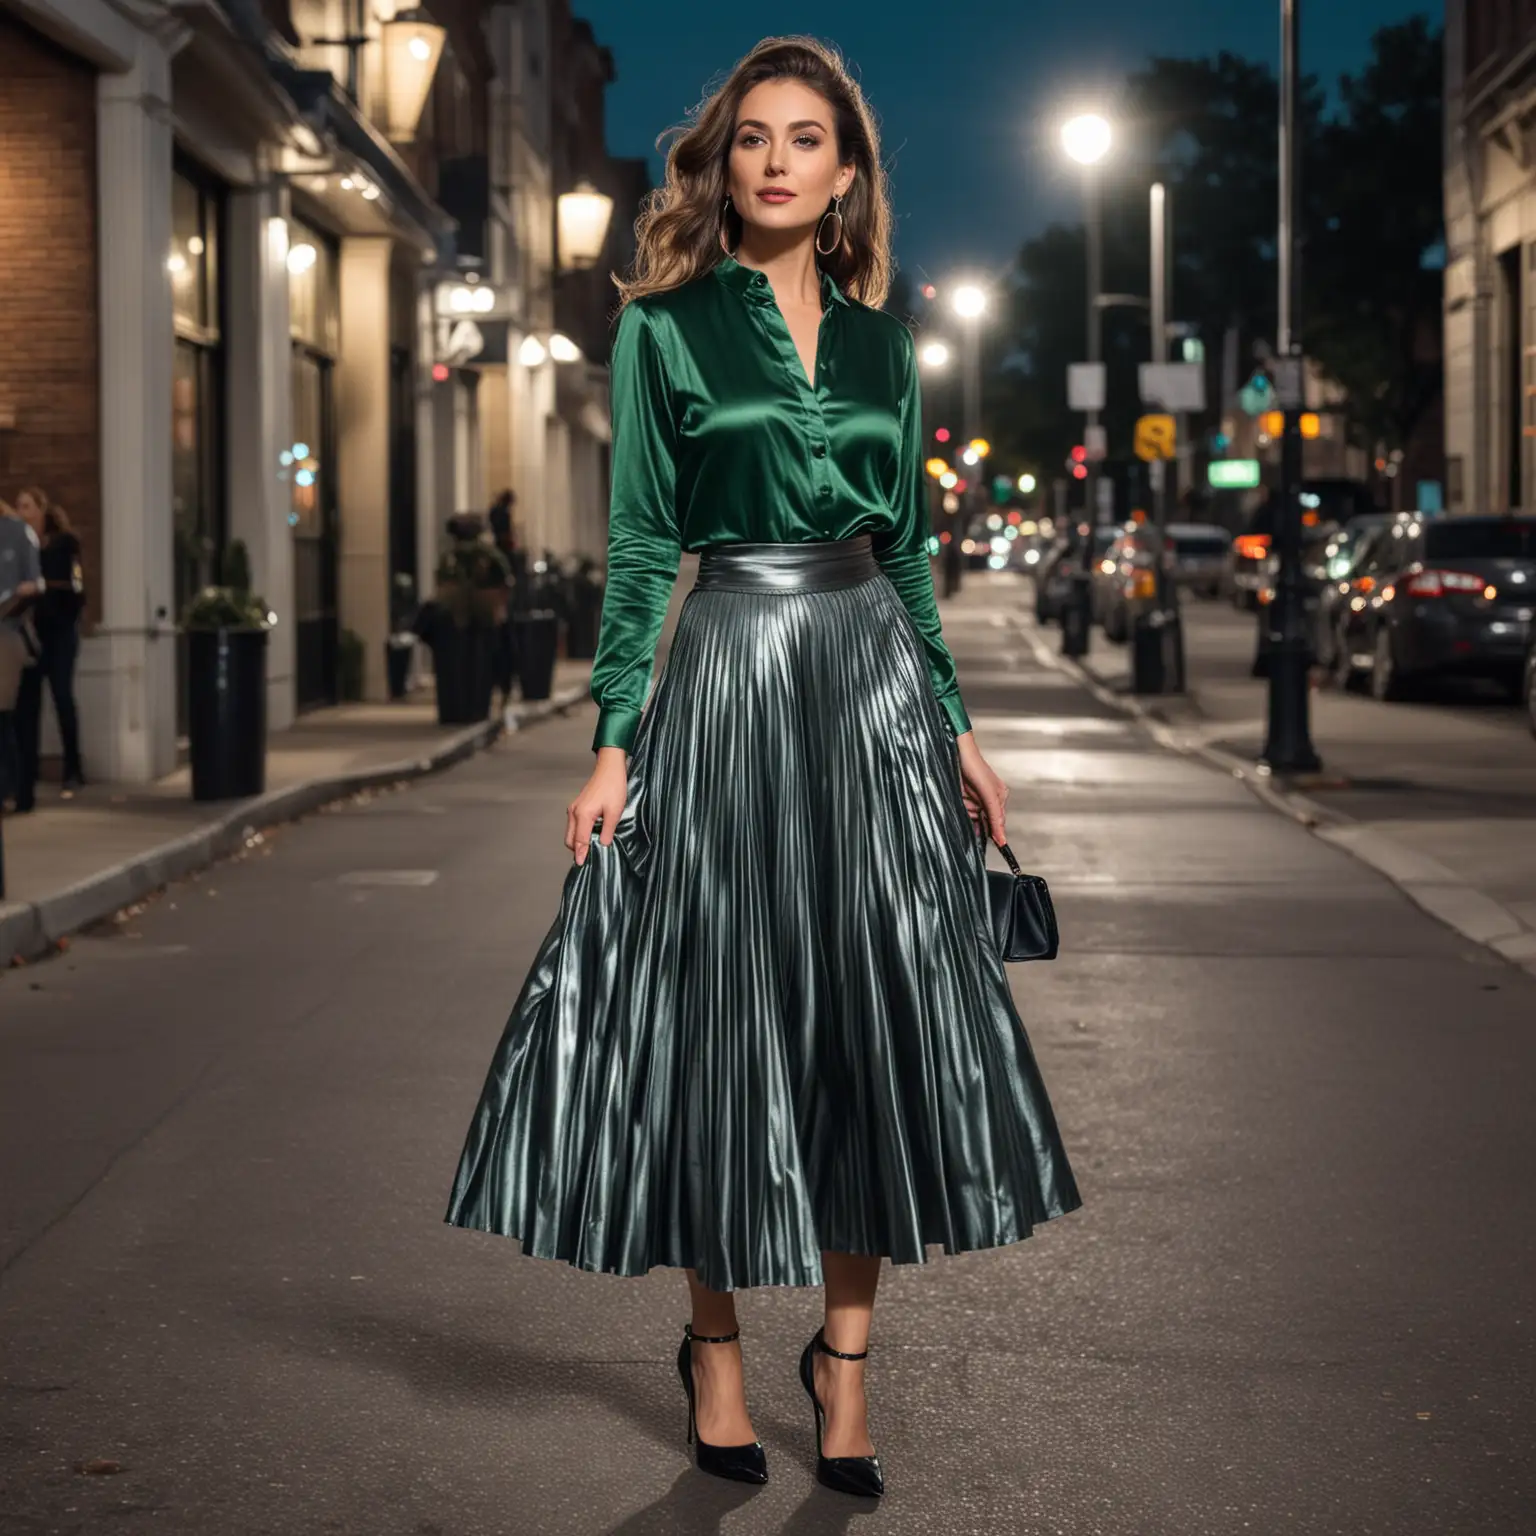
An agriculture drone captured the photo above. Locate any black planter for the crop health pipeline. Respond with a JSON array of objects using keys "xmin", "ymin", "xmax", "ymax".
[
  {"xmin": 187, "ymin": 627, "xmax": 268, "ymax": 801},
  {"xmin": 385, "ymin": 641, "xmax": 413, "ymax": 700},
  {"xmin": 565, "ymin": 585, "xmax": 602, "ymax": 660},
  {"xmin": 432, "ymin": 623, "xmax": 496, "ymax": 725},
  {"xmin": 513, "ymin": 609, "xmax": 559, "ymax": 700}
]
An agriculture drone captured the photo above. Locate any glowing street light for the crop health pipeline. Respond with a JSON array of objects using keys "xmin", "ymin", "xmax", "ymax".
[
  {"xmin": 951, "ymin": 284, "xmax": 987, "ymax": 320},
  {"xmin": 1061, "ymin": 113, "xmax": 1112, "ymax": 166},
  {"xmin": 919, "ymin": 340, "xmax": 951, "ymax": 370},
  {"xmin": 1018, "ymin": 472, "xmax": 1037, "ymax": 493}
]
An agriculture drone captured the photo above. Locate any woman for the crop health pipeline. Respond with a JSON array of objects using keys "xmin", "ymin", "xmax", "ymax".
[
  {"xmin": 445, "ymin": 35, "xmax": 1082, "ymax": 1497},
  {"xmin": 15, "ymin": 488, "xmax": 86, "ymax": 801}
]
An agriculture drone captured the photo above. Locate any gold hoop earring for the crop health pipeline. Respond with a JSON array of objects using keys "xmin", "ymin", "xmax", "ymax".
[
  {"xmin": 815, "ymin": 193, "xmax": 844, "ymax": 257},
  {"xmin": 718, "ymin": 194, "xmax": 737, "ymax": 258}
]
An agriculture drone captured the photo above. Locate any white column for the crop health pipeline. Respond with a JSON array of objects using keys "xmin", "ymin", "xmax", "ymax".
[
  {"xmin": 225, "ymin": 179, "xmax": 296, "ymax": 731},
  {"xmin": 85, "ymin": 38, "xmax": 177, "ymax": 783},
  {"xmin": 414, "ymin": 287, "xmax": 439, "ymax": 603},
  {"xmin": 337, "ymin": 236, "xmax": 392, "ymax": 701}
]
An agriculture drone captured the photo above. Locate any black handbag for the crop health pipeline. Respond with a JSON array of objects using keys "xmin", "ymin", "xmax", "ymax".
[{"xmin": 979, "ymin": 832, "xmax": 1059, "ymax": 962}]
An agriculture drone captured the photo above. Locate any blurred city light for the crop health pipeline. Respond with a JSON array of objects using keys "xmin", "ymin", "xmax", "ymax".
[{"xmin": 1061, "ymin": 113, "xmax": 1112, "ymax": 166}]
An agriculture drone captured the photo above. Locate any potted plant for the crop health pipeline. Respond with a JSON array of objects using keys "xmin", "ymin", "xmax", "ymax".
[
  {"xmin": 180, "ymin": 540, "xmax": 271, "ymax": 801},
  {"xmin": 417, "ymin": 514, "xmax": 510, "ymax": 725}
]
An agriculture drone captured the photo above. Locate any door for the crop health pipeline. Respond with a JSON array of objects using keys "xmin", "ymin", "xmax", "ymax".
[{"xmin": 291, "ymin": 347, "xmax": 338, "ymax": 710}]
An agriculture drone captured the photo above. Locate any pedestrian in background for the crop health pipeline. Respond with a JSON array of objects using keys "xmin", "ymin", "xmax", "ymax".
[
  {"xmin": 0, "ymin": 498, "xmax": 42, "ymax": 813},
  {"xmin": 14, "ymin": 489, "xmax": 87, "ymax": 794},
  {"xmin": 487, "ymin": 489, "xmax": 521, "ymax": 699},
  {"xmin": 444, "ymin": 35, "xmax": 1081, "ymax": 1501}
]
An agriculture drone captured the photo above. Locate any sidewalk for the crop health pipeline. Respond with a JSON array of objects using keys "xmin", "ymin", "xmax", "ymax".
[
  {"xmin": 0, "ymin": 659, "xmax": 591, "ymax": 965},
  {"xmin": 1025, "ymin": 589, "xmax": 1536, "ymax": 978}
]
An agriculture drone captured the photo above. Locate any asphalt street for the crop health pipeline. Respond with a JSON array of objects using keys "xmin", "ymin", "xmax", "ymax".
[{"xmin": 3, "ymin": 574, "xmax": 1535, "ymax": 1536}]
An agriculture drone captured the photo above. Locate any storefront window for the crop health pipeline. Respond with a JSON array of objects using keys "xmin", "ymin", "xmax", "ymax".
[
  {"xmin": 288, "ymin": 220, "xmax": 339, "ymax": 354},
  {"xmin": 289, "ymin": 217, "xmax": 340, "ymax": 710}
]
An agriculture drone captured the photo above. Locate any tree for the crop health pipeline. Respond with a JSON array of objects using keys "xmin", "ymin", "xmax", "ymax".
[{"xmin": 1302, "ymin": 18, "xmax": 1443, "ymax": 457}]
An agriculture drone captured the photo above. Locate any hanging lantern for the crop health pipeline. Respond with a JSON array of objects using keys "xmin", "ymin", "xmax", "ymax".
[
  {"xmin": 379, "ymin": 9, "xmax": 446, "ymax": 143},
  {"xmin": 556, "ymin": 181, "xmax": 614, "ymax": 271}
]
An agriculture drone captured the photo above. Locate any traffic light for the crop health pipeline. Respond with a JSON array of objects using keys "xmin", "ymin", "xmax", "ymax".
[
  {"xmin": 1070, "ymin": 444, "xmax": 1087, "ymax": 463},
  {"xmin": 934, "ymin": 427, "xmax": 950, "ymax": 443},
  {"xmin": 991, "ymin": 473, "xmax": 1012, "ymax": 504}
]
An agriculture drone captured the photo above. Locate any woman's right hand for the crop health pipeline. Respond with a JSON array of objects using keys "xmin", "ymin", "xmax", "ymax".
[{"xmin": 566, "ymin": 746, "xmax": 629, "ymax": 866}]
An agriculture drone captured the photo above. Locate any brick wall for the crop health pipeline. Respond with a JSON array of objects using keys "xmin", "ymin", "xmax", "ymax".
[{"xmin": 0, "ymin": 14, "xmax": 100, "ymax": 625}]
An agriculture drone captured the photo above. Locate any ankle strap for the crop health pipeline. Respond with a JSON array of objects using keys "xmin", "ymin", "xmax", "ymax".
[
  {"xmin": 684, "ymin": 1324, "xmax": 740, "ymax": 1345},
  {"xmin": 816, "ymin": 1329, "xmax": 868, "ymax": 1362}
]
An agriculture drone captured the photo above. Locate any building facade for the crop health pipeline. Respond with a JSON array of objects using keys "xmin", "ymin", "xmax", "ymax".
[
  {"xmin": 0, "ymin": 0, "xmax": 634, "ymax": 785},
  {"xmin": 1444, "ymin": 0, "xmax": 1536, "ymax": 515}
]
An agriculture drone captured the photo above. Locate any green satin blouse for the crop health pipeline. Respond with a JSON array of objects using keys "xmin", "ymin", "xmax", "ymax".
[{"xmin": 588, "ymin": 252, "xmax": 972, "ymax": 753}]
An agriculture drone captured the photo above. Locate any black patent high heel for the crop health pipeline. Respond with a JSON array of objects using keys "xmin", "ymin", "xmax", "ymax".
[
  {"xmin": 676, "ymin": 1325, "xmax": 768, "ymax": 1485},
  {"xmin": 798, "ymin": 1328, "xmax": 884, "ymax": 1497}
]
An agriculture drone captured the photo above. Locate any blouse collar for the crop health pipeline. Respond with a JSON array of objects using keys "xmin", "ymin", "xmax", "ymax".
[{"xmin": 713, "ymin": 253, "xmax": 851, "ymax": 310}]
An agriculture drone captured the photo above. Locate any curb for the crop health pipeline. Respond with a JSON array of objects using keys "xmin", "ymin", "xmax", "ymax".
[
  {"xmin": 1011, "ymin": 617, "xmax": 1536, "ymax": 982},
  {"xmin": 0, "ymin": 681, "xmax": 590, "ymax": 968}
]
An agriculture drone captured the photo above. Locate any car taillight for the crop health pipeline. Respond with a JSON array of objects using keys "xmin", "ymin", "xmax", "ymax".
[
  {"xmin": 1234, "ymin": 534, "xmax": 1271, "ymax": 561},
  {"xmin": 1403, "ymin": 567, "xmax": 1486, "ymax": 598}
]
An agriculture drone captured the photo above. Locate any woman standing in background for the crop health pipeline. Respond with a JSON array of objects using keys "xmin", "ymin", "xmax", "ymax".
[{"xmin": 15, "ymin": 488, "xmax": 86, "ymax": 804}]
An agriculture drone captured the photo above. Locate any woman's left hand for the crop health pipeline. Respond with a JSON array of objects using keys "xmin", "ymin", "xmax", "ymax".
[{"xmin": 955, "ymin": 731, "xmax": 1008, "ymax": 845}]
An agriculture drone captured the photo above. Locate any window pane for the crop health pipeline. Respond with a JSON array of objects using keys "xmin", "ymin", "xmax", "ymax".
[
  {"xmin": 172, "ymin": 341, "xmax": 215, "ymax": 611},
  {"xmin": 171, "ymin": 173, "xmax": 204, "ymax": 329},
  {"xmin": 1425, "ymin": 520, "xmax": 1536, "ymax": 559}
]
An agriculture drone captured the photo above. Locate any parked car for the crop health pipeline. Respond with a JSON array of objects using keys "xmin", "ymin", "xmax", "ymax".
[
  {"xmin": 1166, "ymin": 523, "xmax": 1232, "ymax": 598},
  {"xmin": 1226, "ymin": 478, "xmax": 1374, "ymax": 610},
  {"xmin": 1034, "ymin": 524, "xmax": 1117, "ymax": 624},
  {"xmin": 1524, "ymin": 631, "xmax": 1536, "ymax": 738},
  {"xmin": 1333, "ymin": 514, "xmax": 1536, "ymax": 700},
  {"xmin": 1314, "ymin": 514, "xmax": 1394, "ymax": 675}
]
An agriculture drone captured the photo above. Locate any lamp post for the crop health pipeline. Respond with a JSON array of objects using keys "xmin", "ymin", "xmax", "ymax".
[
  {"xmin": 1061, "ymin": 112, "xmax": 1111, "ymax": 658},
  {"xmin": 1261, "ymin": 0, "xmax": 1321, "ymax": 773},
  {"xmin": 949, "ymin": 283, "xmax": 987, "ymax": 597}
]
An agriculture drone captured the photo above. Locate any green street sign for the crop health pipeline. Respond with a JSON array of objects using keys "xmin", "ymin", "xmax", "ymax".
[
  {"xmin": 1237, "ymin": 372, "xmax": 1274, "ymax": 417},
  {"xmin": 1208, "ymin": 458, "xmax": 1262, "ymax": 489}
]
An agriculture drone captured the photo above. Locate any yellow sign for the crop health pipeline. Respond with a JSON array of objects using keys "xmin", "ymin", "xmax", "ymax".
[{"xmin": 1133, "ymin": 414, "xmax": 1176, "ymax": 462}]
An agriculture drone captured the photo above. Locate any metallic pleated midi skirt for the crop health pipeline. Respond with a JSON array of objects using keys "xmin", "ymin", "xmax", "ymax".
[{"xmin": 445, "ymin": 536, "xmax": 1082, "ymax": 1291}]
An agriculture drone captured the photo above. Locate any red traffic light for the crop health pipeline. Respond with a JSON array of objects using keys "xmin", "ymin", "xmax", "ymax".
[
  {"xmin": 1071, "ymin": 464, "xmax": 1088, "ymax": 481},
  {"xmin": 1070, "ymin": 444, "xmax": 1087, "ymax": 463},
  {"xmin": 934, "ymin": 427, "xmax": 950, "ymax": 443},
  {"xmin": 432, "ymin": 363, "xmax": 451, "ymax": 382}
]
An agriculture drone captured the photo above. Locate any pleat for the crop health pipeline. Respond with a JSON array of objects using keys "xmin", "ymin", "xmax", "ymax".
[{"xmin": 445, "ymin": 571, "xmax": 1082, "ymax": 1291}]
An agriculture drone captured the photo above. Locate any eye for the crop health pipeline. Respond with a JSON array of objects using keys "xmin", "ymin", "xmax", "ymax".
[{"xmin": 794, "ymin": 134, "xmax": 821, "ymax": 149}]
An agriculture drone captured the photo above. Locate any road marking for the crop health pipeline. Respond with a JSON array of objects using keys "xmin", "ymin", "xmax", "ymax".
[{"xmin": 336, "ymin": 870, "xmax": 441, "ymax": 887}]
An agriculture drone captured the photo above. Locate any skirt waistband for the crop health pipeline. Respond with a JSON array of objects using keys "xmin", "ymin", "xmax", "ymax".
[{"xmin": 692, "ymin": 536, "xmax": 879, "ymax": 593}]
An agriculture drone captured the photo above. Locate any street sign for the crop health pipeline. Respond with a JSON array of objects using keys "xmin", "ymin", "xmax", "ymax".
[
  {"xmin": 1068, "ymin": 362, "xmax": 1105, "ymax": 412},
  {"xmin": 1238, "ymin": 372, "xmax": 1274, "ymax": 417},
  {"xmin": 1208, "ymin": 459, "xmax": 1262, "ymax": 489},
  {"xmin": 1133, "ymin": 414, "xmax": 1176, "ymax": 462},
  {"xmin": 1083, "ymin": 424, "xmax": 1107, "ymax": 462},
  {"xmin": 1271, "ymin": 355, "xmax": 1305, "ymax": 409},
  {"xmin": 1138, "ymin": 362, "xmax": 1206, "ymax": 412}
]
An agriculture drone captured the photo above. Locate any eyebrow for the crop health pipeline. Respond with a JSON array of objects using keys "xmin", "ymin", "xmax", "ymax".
[{"xmin": 736, "ymin": 118, "xmax": 827, "ymax": 133}]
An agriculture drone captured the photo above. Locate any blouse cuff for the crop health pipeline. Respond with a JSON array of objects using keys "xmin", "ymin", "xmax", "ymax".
[
  {"xmin": 939, "ymin": 692, "xmax": 972, "ymax": 739},
  {"xmin": 592, "ymin": 705, "xmax": 642, "ymax": 754}
]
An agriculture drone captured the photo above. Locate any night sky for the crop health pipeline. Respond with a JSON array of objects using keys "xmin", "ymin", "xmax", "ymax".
[{"xmin": 577, "ymin": 0, "xmax": 1436, "ymax": 287}]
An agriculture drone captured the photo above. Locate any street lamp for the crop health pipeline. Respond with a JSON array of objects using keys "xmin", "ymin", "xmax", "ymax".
[
  {"xmin": 946, "ymin": 282, "xmax": 989, "ymax": 596},
  {"xmin": 1058, "ymin": 111, "xmax": 1111, "ymax": 659},
  {"xmin": 919, "ymin": 339, "xmax": 951, "ymax": 371},
  {"xmin": 378, "ymin": 10, "xmax": 447, "ymax": 143}
]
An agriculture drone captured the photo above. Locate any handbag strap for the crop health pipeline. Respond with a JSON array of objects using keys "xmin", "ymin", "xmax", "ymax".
[{"xmin": 975, "ymin": 820, "xmax": 1024, "ymax": 878}]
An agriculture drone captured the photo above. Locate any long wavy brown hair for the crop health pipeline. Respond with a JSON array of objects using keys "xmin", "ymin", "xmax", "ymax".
[{"xmin": 613, "ymin": 36, "xmax": 894, "ymax": 311}]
